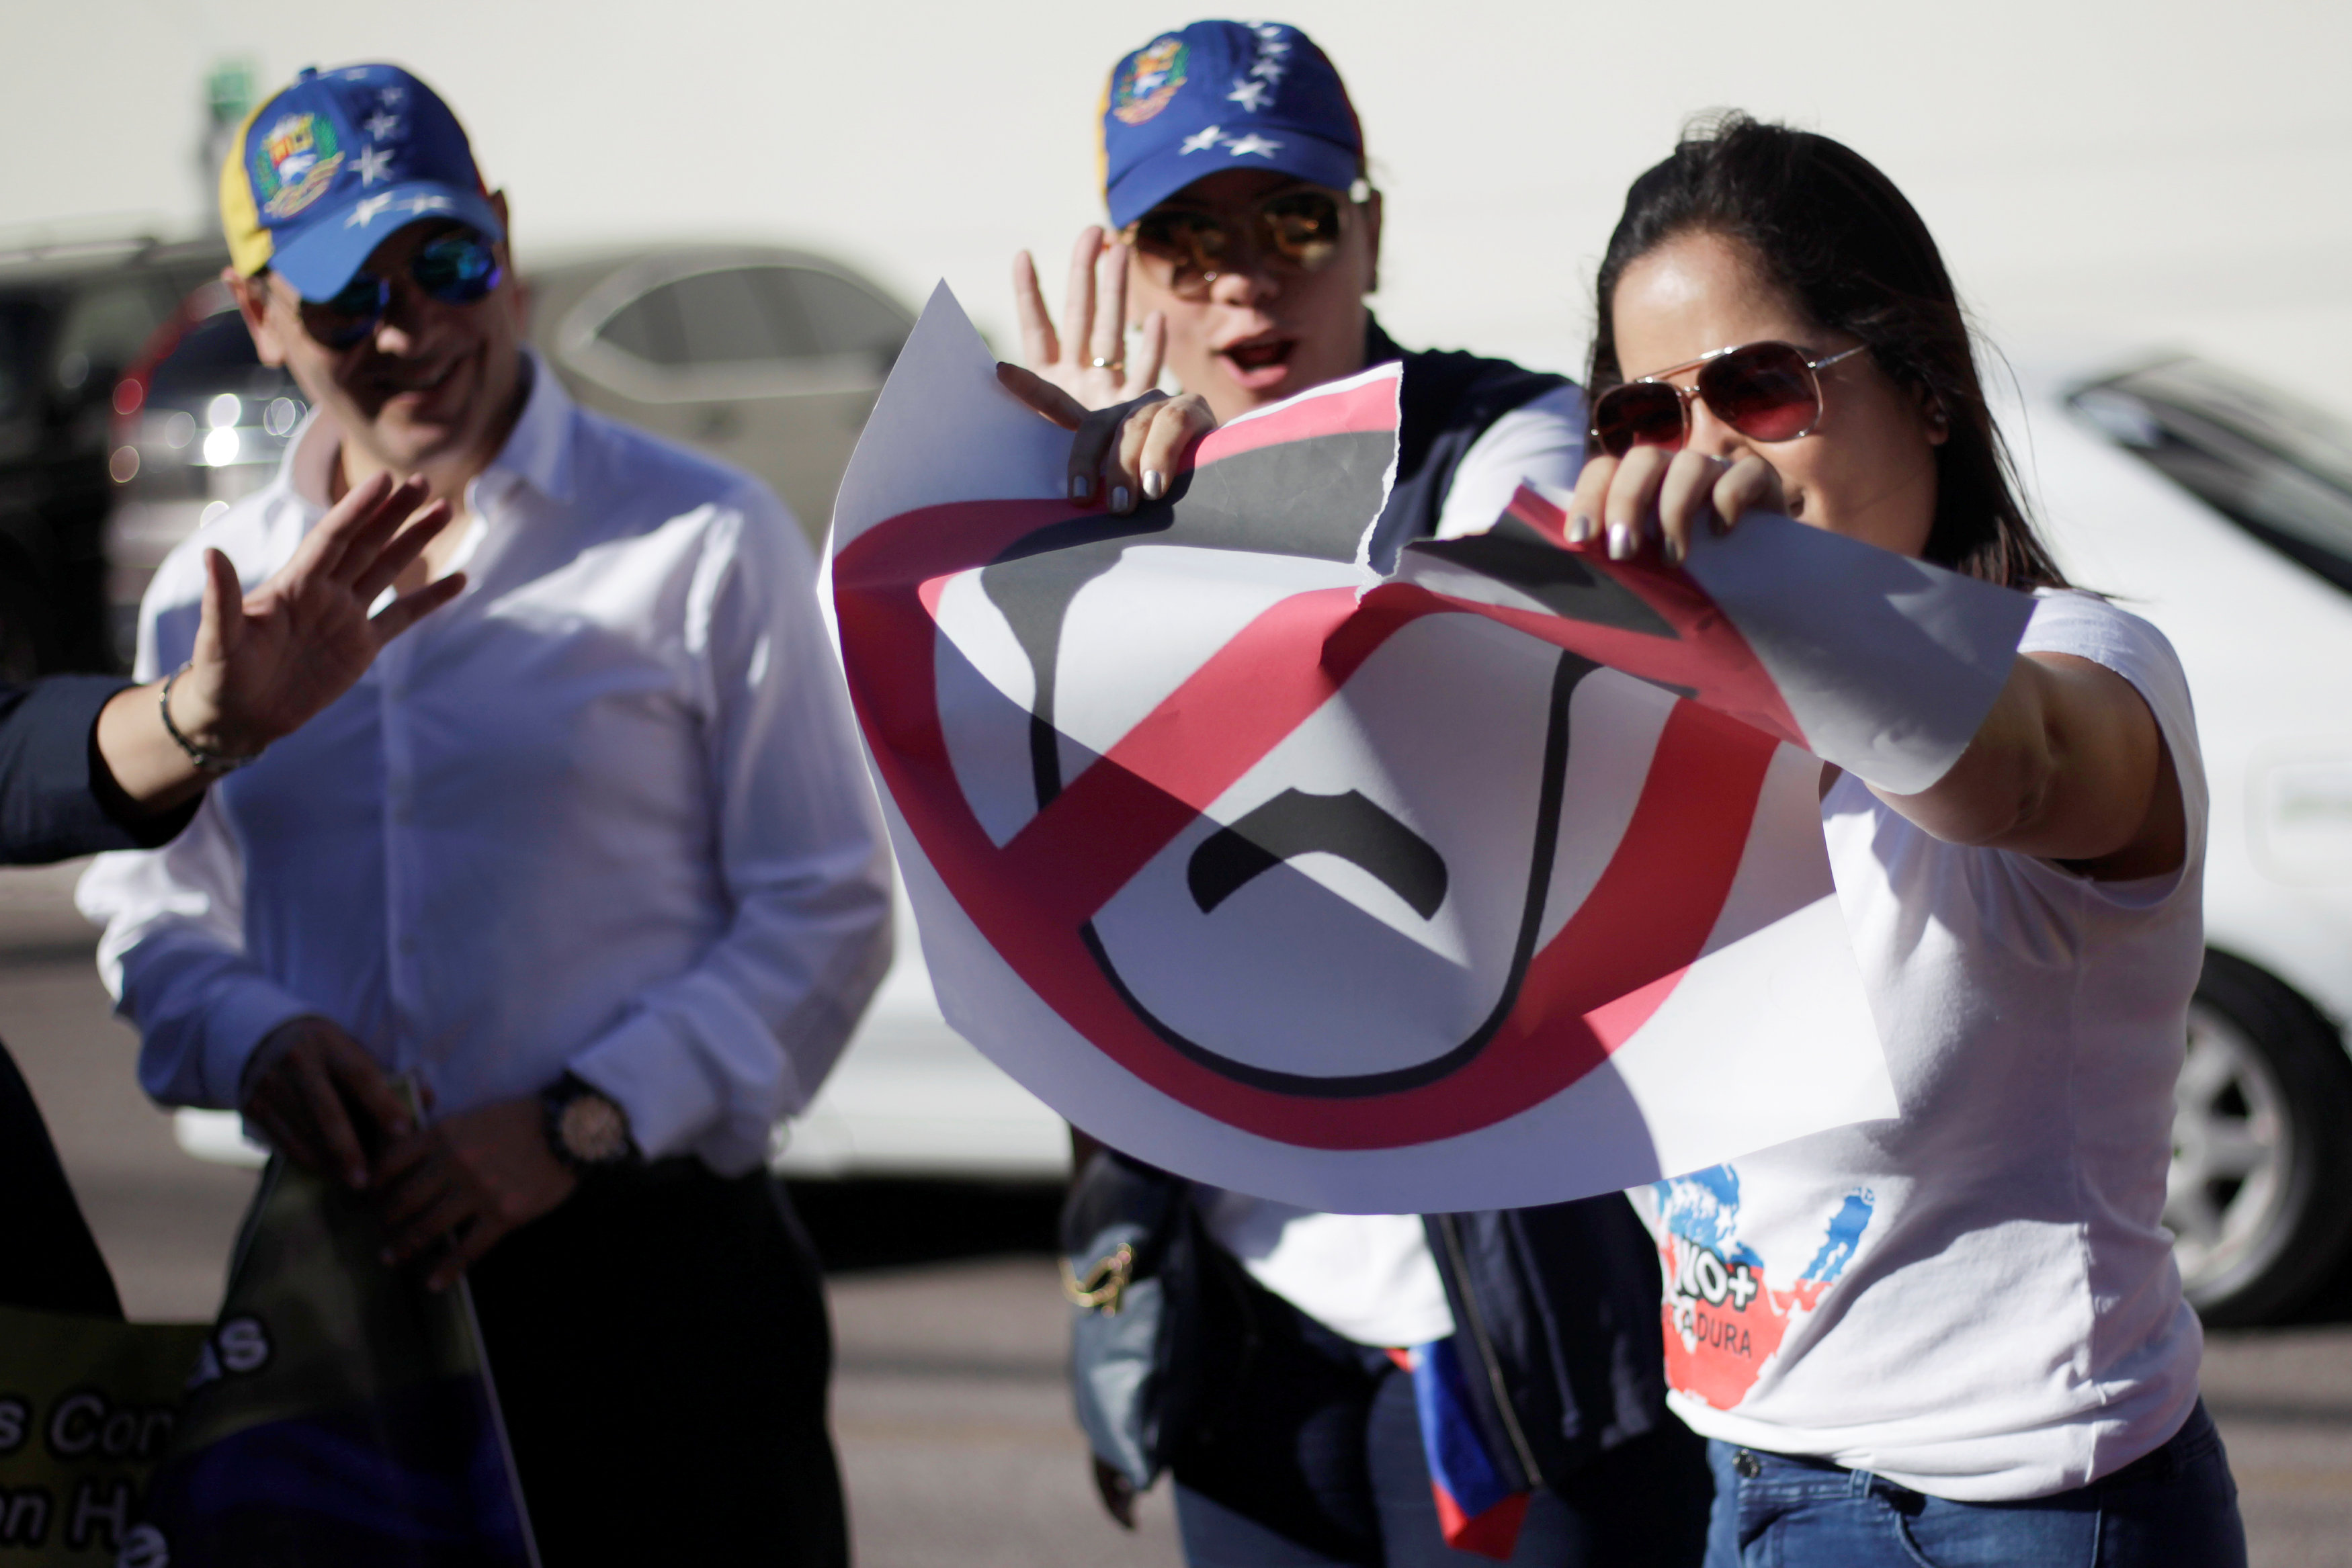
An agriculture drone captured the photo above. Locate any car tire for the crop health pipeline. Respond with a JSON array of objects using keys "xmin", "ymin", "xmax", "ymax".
[{"xmin": 2169, "ymin": 949, "xmax": 2352, "ymax": 1327}]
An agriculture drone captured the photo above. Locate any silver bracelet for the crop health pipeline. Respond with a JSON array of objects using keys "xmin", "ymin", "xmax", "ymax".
[{"xmin": 159, "ymin": 664, "xmax": 265, "ymax": 773}]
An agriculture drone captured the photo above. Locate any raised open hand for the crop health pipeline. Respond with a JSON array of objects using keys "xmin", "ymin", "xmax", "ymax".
[
  {"xmin": 1013, "ymin": 227, "xmax": 1169, "ymax": 412},
  {"xmin": 170, "ymin": 472, "xmax": 464, "ymax": 760}
]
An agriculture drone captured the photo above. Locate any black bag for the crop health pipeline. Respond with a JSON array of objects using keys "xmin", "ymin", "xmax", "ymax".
[{"xmin": 1059, "ymin": 1149, "xmax": 1201, "ymax": 1489}]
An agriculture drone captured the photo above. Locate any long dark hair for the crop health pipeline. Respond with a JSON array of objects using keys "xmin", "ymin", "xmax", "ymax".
[{"xmin": 1589, "ymin": 113, "xmax": 2064, "ymax": 592}]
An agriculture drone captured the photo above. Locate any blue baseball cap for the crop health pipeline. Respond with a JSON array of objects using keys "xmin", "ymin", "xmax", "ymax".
[
  {"xmin": 220, "ymin": 64, "xmax": 504, "ymax": 300},
  {"xmin": 1099, "ymin": 21, "xmax": 1366, "ymax": 230}
]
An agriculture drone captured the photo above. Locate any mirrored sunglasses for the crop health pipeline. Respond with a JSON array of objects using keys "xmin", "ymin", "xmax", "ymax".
[{"xmin": 302, "ymin": 230, "xmax": 505, "ymax": 350}]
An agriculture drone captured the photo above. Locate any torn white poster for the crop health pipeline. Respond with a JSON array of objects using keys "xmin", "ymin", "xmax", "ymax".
[{"xmin": 826, "ymin": 287, "xmax": 2029, "ymax": 1212}]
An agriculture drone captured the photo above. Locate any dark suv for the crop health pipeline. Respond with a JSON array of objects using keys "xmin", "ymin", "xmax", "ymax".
[{"xmin": 0, "ymin": 235, "xmax": 226, "ymax": 676}]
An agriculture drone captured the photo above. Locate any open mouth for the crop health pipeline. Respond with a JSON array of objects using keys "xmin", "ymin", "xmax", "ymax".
[{"xmin": 1216, "ymin": 337, "xmax": 1298, "ymax": 393}]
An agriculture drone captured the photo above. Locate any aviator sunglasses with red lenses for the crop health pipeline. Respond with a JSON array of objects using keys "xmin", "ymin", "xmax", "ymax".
[
  {"xmin": 1590, "ymin": 339, "xmax": 1869, "ymax": 459},
  {"xmin": 300, "ymin": 230, "xmax": 505, "ymax": 350}
]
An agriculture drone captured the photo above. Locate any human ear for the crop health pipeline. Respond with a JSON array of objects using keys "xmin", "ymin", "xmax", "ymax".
[
  {"xmin": 226, "ymin": 267, "xmax": 290, "ymax": 369},
  {"xmin": 1910, "ymin": 378, "xmax": 1951, "ymax": 447},
  {"xmin": 486, "ymin": 190, "xmax": 528, "ymax": 325}
]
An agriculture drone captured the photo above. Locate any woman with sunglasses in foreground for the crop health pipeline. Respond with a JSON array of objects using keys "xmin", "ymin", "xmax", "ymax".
[
  {"xmin": 1006, "ymin": 20, "xmax": 1708, "ymax": 1568},
  {"xmin": 1573, "ymin": 114, "xmax": 2245, "ymax": 1567}
]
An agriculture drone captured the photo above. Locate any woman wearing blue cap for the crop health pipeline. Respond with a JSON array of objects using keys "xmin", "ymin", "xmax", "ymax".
[{"xmin": 1009, "ymin": 21, "xmax": 1709, "ymax": 1568}]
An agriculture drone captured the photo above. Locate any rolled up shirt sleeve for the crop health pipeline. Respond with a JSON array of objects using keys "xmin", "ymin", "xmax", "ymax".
[{"xmin": 564, "ymin": 488, "xmax": 894, "ymax": 1167}]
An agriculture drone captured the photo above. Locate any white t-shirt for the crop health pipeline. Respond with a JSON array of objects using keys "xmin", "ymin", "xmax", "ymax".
[
  {"xmin": 1198, "ymin": 380, "xmax": 1588, "ymax": 1349},
  {"xmin": 1634, "ymin": 590, "xmax": 2208, "ymax": 1501}
]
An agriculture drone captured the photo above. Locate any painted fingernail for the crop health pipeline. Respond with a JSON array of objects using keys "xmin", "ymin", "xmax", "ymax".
[
  {"xmin": 1608, "ymin": 523, "xmax": 1634, "ymax": 560},
  {"xmin": 1070, "ymin": 474, "xmax": 1093, "ymax": 502},
  {"xmin": 1111, "ymin": 485, "xmax": 1131, "ymax": 513},
  {"xmin": 1663, "ymin": 533, "xmax": 1684, "ymax": 566},
  {"xmin": 1567, "ymin": 513, "xmax": 1595, "ymax": 544},
  {"xmin": 1142, "ymin": 470, "xmax": 1166, "ymax": 501}
]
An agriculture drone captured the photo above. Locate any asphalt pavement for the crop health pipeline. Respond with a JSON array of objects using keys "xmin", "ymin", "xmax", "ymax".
[{"xmin": 3, "ymin": 858, "xmax": 2345, "ymax": 1567}]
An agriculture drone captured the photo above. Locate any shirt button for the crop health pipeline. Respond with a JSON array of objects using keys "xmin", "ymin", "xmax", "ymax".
[{"xmin": 1733, "ymin": 1449, "xmax": 1763, "ymax": 1479}]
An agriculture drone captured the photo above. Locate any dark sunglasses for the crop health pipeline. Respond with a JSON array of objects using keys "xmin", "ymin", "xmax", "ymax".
[
  {"xmin": 1590, "ymin": 340, "xmax": 1869, "ymax": 458},
  {"xmin": 301, "ymin": 231, "xmax": 505, "ymax": 349},
  {"xmin": 1123, "ymin": 187, "xmax": 1356, "ymax": 301}
]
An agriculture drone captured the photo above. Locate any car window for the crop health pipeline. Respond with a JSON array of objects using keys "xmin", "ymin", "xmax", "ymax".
[
  {"xmin": 593, "ymin": 264, "xmax": 904, "ymax": 372},
  {"xmin": 2070, "ymin": 357, "xmax": 2352, "ymax": 596},
  {"xmin": 788, "ymin": 268, "xmax": 909, "ymax": 362},
  {"xmin": 673, "ymin": 267, "xmax": 808, "ymax": 365},
  {"xmin": 595, "ymin": 281, "xmax": 684, "ymax": 366}
]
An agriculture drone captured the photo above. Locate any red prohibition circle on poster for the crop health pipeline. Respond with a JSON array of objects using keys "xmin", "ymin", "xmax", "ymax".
[{"xmin": 833, "ymin": 390, "xmax": 1793, "ymax": 1151}]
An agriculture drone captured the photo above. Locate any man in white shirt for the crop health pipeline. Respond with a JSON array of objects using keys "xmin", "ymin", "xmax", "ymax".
[{"xmin": 78, "ymin": 64, "xmax": 890, "ymax": 1565}]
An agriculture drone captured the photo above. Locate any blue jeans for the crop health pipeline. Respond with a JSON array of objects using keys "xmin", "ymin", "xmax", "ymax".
[{"xmin": 1702, "ymin": 1399, "xmax": 2246, "ymax": 1568}]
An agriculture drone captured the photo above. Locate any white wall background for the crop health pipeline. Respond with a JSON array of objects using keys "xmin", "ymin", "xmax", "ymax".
[{"xmin": 6, "ymin": 0, "xmax": 2349, "ymax": 416}]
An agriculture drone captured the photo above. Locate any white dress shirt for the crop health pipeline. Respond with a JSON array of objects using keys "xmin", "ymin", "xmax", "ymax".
[{"xmin": 78, "ymin": 355, "xmax": 894, "ymax": 1175}]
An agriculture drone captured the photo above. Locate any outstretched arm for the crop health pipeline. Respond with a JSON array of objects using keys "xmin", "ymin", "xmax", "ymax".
[
  {"xmin": 1570, "ymin": 444, "xmax": 2185, "ymax": 878},
  {"xmin": 93, "ymin": 472, "xmax": 463, "ymax": 814}
]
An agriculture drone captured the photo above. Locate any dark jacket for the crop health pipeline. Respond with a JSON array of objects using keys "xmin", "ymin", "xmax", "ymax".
[
  {"xmin": 0, "ymin": 674, "xmax": 193, "ymax": 867},
  {"xmin": 1365, "ymin": 326, "xmax": 1675, "ymax": 1485},
  {"xmin": 0, "ymin": 672, "xmax": 197, "ymax": 1319},
  {"xmin": 1363, "ymin": 316, "xmax": 1574, "ymax": 570},
  {"xmin": 1424, "ymin": 1203, "xmax": 1675, "ymax": 1491}
]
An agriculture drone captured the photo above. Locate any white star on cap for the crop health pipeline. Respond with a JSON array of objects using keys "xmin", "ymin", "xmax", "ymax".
[
  {"xmin": 362, "ymin": 110, "xmax": 400, "ymax": 140},
  {"xmin": 404, "ymin": 193, "xmax": 452, "ymax": 216},
  {"xmin": 380, "ymin": 85, "xmax": 406, "ymax": 103},
  {"xmin": 354, "ymin": 144, "xmax": 392, "ymax": 186},
  {"xmin": 1180, "ymin": 125, "xmax": 1224, "ymax": 154},
  {"xmin": 1226, "ymin": 132, "xmax": 1282, "ymax": 159},
  {"xmin": 1251, "ymin": 58, "xmax": 1288, "ymax": 82},
  {"xmin": 1226, "ymin": 78, "xmax": 1271, "ymax": 112},
  {"xmin": 346, "ymin": 193, "xmax": 395, "ymax": 228}
]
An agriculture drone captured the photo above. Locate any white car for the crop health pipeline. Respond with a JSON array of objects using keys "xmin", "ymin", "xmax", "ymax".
[
  {"xmin": 2011, "ymin": 352, "xmax": 2352, "ymax": 1325},
  {"xmin": 176, "ymin": 349, "xmax": 2352, "ymax": 1326}
]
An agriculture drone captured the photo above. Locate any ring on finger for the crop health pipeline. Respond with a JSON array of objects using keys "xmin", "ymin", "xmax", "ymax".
[{"xmin": 1090, "ymin": 357, "xmax": 1123, "ymax": 372}]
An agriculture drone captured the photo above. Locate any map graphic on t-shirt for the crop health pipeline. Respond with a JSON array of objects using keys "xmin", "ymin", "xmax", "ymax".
[{"xmin": 1652, "ymin": 1166, "xmax": 1874, "ymax": 1409}]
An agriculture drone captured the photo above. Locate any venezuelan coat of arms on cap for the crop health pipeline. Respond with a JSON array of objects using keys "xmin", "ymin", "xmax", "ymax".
[
  {"xmin": 1112, "ymin": 38, "xmax": 1189, "ymax": 126},
  {"xmin": 252, "ymin": 112, "xmax": 345, "ymax": 220}
]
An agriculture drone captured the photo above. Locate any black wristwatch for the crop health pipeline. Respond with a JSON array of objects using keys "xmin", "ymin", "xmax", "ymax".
[{"xmin": 541, "ymin": 1074, "xmax": 639, "ymax": 1174}]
